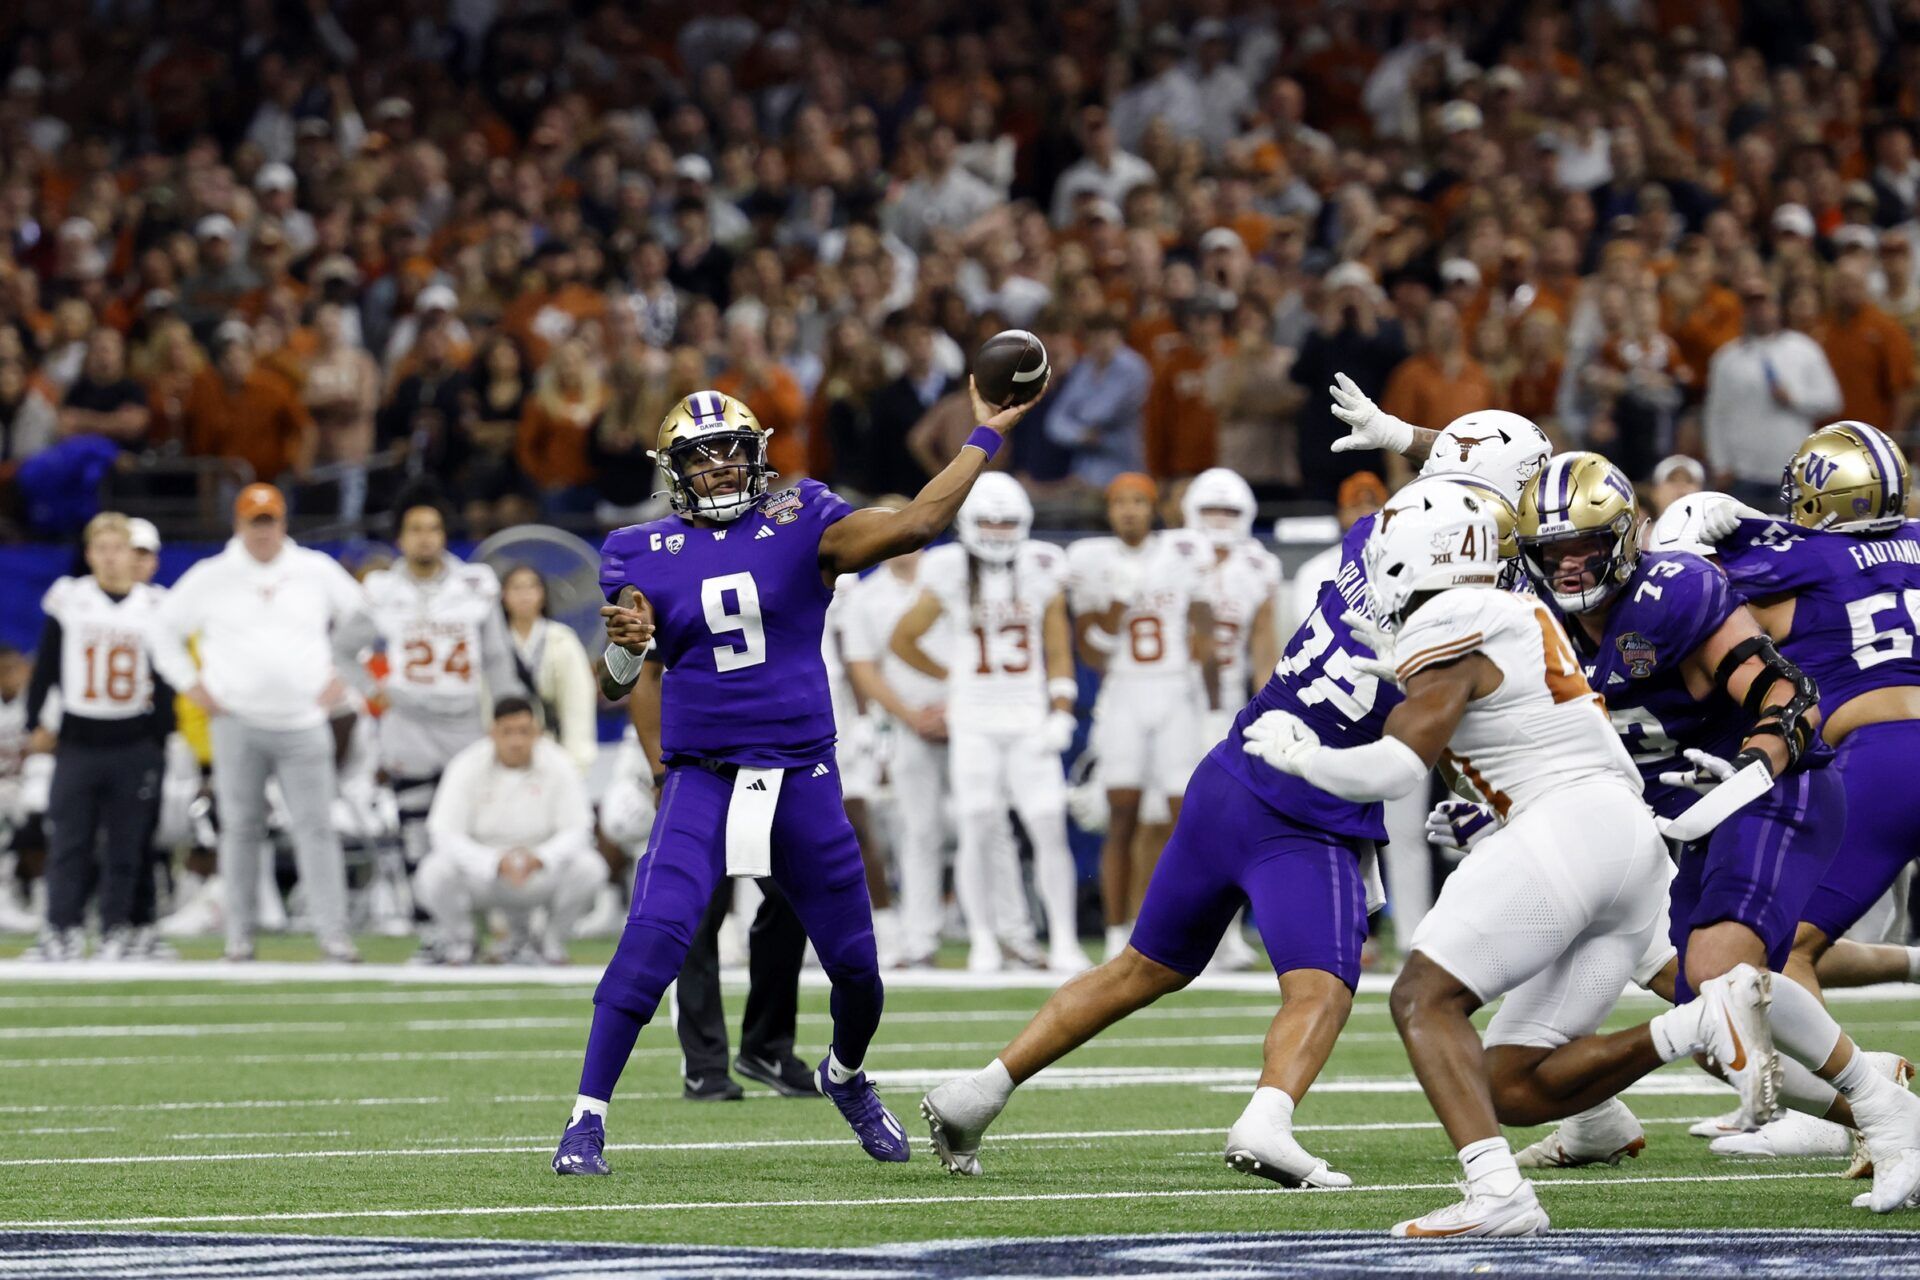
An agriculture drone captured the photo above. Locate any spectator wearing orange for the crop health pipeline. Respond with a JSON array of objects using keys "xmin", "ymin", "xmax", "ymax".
[
  {"xmin": 515, "ymin": 338, "xmax": 607, "ymax": 516},
  {"xmin": 1379, "ymin": 298, "xmax": 1498, "ymax": 482},
  {"xmin": 1145, "ymin": 296, "xmax": 1227, "ymax": 480},
  {"xmin": 181, "ymin": 323, "xmax": 315, "ymax": 483},
  {"xmin": 713, "ymin": 312, "xmax": 808, "ymax": 481},
  {"xmin": 1816, "ymin": 255, "xmax": 1915, "ymax": 435},
  {"xmin": 1664, "ymin": 235, "xmax": 1744, "ymax": 388}
]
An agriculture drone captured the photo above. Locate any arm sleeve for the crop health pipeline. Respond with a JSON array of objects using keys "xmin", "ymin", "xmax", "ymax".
[
  {"xmin": 1298, "ymin": 733, "xmax": 1430, "ymax": 802},
  {"xmin": 24, "ymin": 614, "xmax": 61, "ymax": 732}
]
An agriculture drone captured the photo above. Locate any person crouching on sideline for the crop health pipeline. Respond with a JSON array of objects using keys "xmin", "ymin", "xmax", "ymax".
[{"xmin": 415, "ymin": 695, "xmax": 601, "ymax": 964}]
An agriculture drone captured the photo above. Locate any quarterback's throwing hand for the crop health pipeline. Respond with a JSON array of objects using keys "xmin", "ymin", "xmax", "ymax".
[{"xmin": 1242, "ymin": 709, "xmax": 1320, "ymax": 776}]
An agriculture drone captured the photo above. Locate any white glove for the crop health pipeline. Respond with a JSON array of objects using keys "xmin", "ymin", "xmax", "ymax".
[
  {"xmin": 1242, "ymin": 709, "xmax": 1321, "ymax": 776},
  {"xmin": 1340, "ymin": 609, "xmax": 1399, "ymax": 684},
  {"xmin": 1042, "ymin": 708, "xmax": 1078, "ymax": 755},
  {"xmin": 1657, "ymin": 748, "xmax": 1740, "ymax": 795},
  {"xmin": 1696, "ymin": 494, "xmax": 1760, "ymax": 545},
  {"xmin": 1424, "ymin": 799, "xmax": 1497, "ymax": 852},
  {"xmin": 19, "ymin": 753, "xmax": 52, "ymax": 815},
  {"xmin": 1329, "ymin": 371, "xmax": 1415, "ymax": 455}
]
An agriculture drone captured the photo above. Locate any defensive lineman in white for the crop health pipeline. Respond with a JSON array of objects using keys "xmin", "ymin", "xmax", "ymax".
[
  {"xmin": 1243, "ymin": 478, "xmax": 1780, "ymax": 1237},
  {"xmin": 892, "ymin": 472, "xmax": 1091, "ymax": 974},
  {"xmin": 417, "ymin": 696, "xmax": 602, "ymax": 964}
]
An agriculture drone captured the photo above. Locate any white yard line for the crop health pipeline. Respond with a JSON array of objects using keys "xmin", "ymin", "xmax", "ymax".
[
  {"xmin": 0, "ymin": 1170, "xmax": 1850, "ymax": 1231},
  {"xmin": 167, "ymin": 1130, "xmax": 354, "ymax": 1141}
]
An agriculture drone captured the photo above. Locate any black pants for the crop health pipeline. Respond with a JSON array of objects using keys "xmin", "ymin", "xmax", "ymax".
[
  {"xmin": 673, "ymin": 878, "xmax": 807, "ymax": 1077},
  {"xmin": 45, "ymin": 739, "xmax": 163, "ymax": 931}
]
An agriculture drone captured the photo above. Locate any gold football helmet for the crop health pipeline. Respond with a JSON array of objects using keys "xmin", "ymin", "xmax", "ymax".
[
  {"xmin": 1781, "ymin": 420, "xmax": 1910, "ymax": 535},
  {"xmin": 1517, "ymin": 451, "xmax": 1641, "ymax": 612},
  {"xmin": 1428, "ymin": 473, "xmax": 1521, "ymax": 589},
  {"xmin": 653, "ymin": 391, "xmax": 773, "ymax": 522}
]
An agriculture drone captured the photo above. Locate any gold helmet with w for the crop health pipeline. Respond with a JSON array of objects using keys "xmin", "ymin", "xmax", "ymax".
[
  {"xmin": 1517, "ymin": 452, "xmax": 1641, "ymax": 612},
  {"xmin": 652, "ymin": 390, "xmax": 773, "ymax": 522},
  {"xmin": 1782, "ymin": 420, "xmax": 1910, "ymax": 535}
]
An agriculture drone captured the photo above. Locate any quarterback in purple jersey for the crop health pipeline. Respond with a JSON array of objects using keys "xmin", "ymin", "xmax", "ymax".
[
  {"xmin": 1513, "ymin": 451, "xmax": 1920, "ymax": 1209},
  {"xmin": 919, "ymin": 405, "xmax": 1550, "ymax": 1191},
  {"xmin": 551, "ymin": 380, "xmax": 1044, "ymax": 1177}
]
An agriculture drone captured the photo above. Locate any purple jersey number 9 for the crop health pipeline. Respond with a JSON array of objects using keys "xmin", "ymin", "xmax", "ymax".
[
  {"xmin": 702, "ymin": 572, "xmax": 768, "ymax": 671},
  {"xmin": 1276, "ymin": 609, "xmax": 1380, "ymax": 721}
]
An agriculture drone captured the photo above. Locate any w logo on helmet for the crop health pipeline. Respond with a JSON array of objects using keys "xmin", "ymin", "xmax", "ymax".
[{"xmin": 1803, "ymin": 452, "xmax": 1840, "ymax": 490}]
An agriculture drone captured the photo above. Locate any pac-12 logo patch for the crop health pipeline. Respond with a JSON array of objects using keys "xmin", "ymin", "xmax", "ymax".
[
  {"xmin": 761, "ymin": 490, "xmax": 804, "ymax": 525},
  {"xmin": 665, "ymin": 534, "xmax": 685, "ymax": 554},
  {"xmin": 1616, "ymin": 631, "xmax": 1657, "ymax": 678}
]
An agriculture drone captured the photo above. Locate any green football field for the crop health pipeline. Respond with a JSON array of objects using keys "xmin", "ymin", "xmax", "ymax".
[{"xmin": 3, "ymin": 945, "xmax": 1920, "ymax": 1253}]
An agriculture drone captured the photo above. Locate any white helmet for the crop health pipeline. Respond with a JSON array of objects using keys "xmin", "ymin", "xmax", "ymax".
[
  {"xmin": 1364, "ymin": 476, "xmax": 1503, "ymax": 626},
  {"xmin": 956, "ymin": 471, "xmax": 1033, "ymax": 564},
  {"xmin": 1419, "ymin": 409, "xmax": 1551, "ymax": 506},
  {"xmin": 1181, "ymin": 467, "xmax": 1256, "ymax": 547}
]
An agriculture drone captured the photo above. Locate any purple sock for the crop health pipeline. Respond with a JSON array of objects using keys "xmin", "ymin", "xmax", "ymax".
[
  {"xmin": 827, "ymin": 971, "xmax": 884, "ymax": 1074},
  {"xmin": 577, "ymin": 1001, "xmax": 647, "ymax": 1101}
]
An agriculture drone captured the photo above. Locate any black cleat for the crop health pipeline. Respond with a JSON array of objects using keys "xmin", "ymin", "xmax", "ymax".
[
  {"xmin": 682, "ymin": 1074, "xmax": 744, "ymax": 1102},
  {"xmin": 735, "ymin": 1052, "xmax": 819, "ymax": 1097}
]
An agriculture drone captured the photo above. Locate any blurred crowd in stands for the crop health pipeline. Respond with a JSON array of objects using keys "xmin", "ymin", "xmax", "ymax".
[{"xmin": 0, "ymin": 0, "xmax": 1918, "ymax": 538}]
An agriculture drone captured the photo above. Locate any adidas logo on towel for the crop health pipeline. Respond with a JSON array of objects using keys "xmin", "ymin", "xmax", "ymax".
[
  {"xmin": 755, "ymin": 526, "xmax": 776, "ymax": 540},
  {"xmin": 746, "ymin": 779, "xmax": 769, "ymax": 791},
  {"xmin": 811, "ymin": 763, "xmax": 830, "ymax": 778}
]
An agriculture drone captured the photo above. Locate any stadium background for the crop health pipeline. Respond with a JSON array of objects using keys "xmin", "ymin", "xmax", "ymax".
[{"xmin": 7, "ymin": 0, "xmax": 1920, "ymax": 1269}]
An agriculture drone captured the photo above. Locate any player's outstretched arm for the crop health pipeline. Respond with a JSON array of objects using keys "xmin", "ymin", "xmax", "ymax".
[
  {"xmin": 818, "ymin": 375, "xmax": 1048, "ymax": 577},
  {"xmin": 597, "ymin": 586, "xmax": 657, "ymax": 700},
  {"xmin": 888, "ymin": 592, "xmax": 951, "ymax": 682},
  {"xmin": 1328, "ymin": 371, "xmax": 1439, "ymax": 462}
]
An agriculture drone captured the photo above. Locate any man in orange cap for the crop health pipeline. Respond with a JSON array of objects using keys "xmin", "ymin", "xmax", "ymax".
[{"xmin": 148, "ymin": 483, "xmax": 374, "ymax": 962}]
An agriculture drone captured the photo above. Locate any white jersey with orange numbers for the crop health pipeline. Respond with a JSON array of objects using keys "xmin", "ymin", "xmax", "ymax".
[
  {"xmin": 839, "ymin": 562, "xmax": 948, "ymax": 713},
  {"xmin": 363, "ymin": 557, "xmax": 504, "ymax": 720},
  {"xmin": 1201, "ymin": 539, "xmax": 1282, "ymax": 706},
  {"xmin": 41, "ymin": 576, "xmax": 165, "ymax": 722},
  {"xmin": 1393, "ymin": 587, "xmax": 1638, "ymax": 817},
  {"xmin": 1067, "ymin": 529, "xmax": 1212, "ymax": 683},
  {"xmin": 919, "ymin": 541, "xmax": 1066, "ymax": 735}
]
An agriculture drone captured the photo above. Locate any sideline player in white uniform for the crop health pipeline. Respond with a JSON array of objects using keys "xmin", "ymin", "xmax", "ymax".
[
  {"xmin": 1243, "ymin": 478, "xmax": 1779, "ymax": 1236},
  {"xmin": 892, "ymin": 473, "xmax": 1091, "ymax": 974},
  {"xmin": 825, "ymin": 572, "xmax": 894, "ymax": 942},
  {"xmin": 1183, "ymin": 468, "xmax": 1282, "ymax": 731},
  {"xmin": 841, "ymin": 538, "xmax": 952, "ymax": 968},
  {"xmin": 361, "ymin": 489, "xmax": 521, "ymax": 859},
  {"xmin": 1068, "ymin": 472, "xmax": 1218, "ymax": 957}
]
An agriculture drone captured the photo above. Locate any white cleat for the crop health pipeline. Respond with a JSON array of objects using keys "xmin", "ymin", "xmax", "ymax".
[
  {"xmin": 1842, "ymin": 1056, "xmax": 1920, "ymax": 1211},
  {"xmin": 1847, "ymin": 1053, "xmax": 1916, "ymax": 1180},
  {"xmin": 1515, "ymin": 1099, "xmax": 1646, "ymax": 1169},
  {"xmin": 1208, "ymin": 923, "xmax": 1261, "ymax": 973},
  {"xmin": 1696, "ymin": 964, "xmax": 1782, "ymax": 1125},
  {"xmin": 1224, "ymin": 1116, "xmax": 1352, "ymax": 1188},
  {"xmin": 1391, "ymin": 1181, "xmax": 1549, "ymax": 1238},
  {"xmin": 919, "ymin": 1076, "xmax": 1004, "ymax": 1176},
  {"xmin": 1688, "ymin": 1106, "xmax": 1756, "ymax": 1139},
  {"xmin": 966, "ymin": 940, "xmax": 1003, "ymax": 974},
  {"xmin": 1709, "ymin": 1109, "xmax": 1852, "ymax": 1159}
]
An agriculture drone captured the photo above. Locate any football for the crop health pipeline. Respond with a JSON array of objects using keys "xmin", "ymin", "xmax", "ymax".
[{"xmin": 972, "ymin": 329, "xmax": 1050, "ymax": 408}]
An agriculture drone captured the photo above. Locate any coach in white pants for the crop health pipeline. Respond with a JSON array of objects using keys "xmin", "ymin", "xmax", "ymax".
[
  {"xmin": 416, "ymin": 696, "xmax": 600, "ymax": 964},
  {"xmin": 148, "ymin": 484, "xmax": 374, "ymax": 962}
]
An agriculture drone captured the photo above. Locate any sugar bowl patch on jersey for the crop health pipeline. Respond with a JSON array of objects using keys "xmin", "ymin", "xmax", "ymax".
[{"xmin": 1781, "ymin": 419, "xmax": 1910, "ymax": 535}]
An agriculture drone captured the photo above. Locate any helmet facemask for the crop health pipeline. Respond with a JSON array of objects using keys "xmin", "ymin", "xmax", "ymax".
[
  {"xmin": 662, "ymin": 430, "xmax": 770, "ymax": 522},
  {"xmin": 1520, "ymin": 517, "xmax": 1636, "ymax": 613}
]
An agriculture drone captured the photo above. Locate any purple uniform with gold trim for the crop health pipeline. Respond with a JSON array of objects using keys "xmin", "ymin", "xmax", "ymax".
[
  {"xmin": 1552, "ymin": 549, "xmax": 1841, "ymax": 997},
  {"xmin": 1716, "ymin": 517, "xmax": 1920, "ymax": 940},
  {"xmin": 1130, "ymin": 518, "xmax": 1391, "ymax": 987},
  {"xmin": 588, "ymin": 479, "xmax": 882, "ymax": 1062}
]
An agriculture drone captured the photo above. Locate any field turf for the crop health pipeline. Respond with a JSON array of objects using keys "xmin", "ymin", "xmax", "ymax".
[{"xmin": 2, "ymin": 943, "xmax": 1920, "ymax": 1255}]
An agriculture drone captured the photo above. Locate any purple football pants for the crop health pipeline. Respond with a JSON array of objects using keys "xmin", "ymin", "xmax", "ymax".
[
  {"xmin": 1128, "ymin": 756, "xmax": 1371, "ymax": 988},
  {"xmin": 577, "ymin": 758, "xmax": 882, "ymax": 1101},
  {"xmin": 1671, "ymin": 765, "xmax": 1845, "ymax": 1003},
  {"xmin": 1801, "ymin": 720, "xmax": 1920, "ymax": 941}
]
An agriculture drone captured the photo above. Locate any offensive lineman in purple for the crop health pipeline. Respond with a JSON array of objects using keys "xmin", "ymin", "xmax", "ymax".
[{"xmin": 552, "ymin": 383, "xmax": 1042, "ymax": 1176}]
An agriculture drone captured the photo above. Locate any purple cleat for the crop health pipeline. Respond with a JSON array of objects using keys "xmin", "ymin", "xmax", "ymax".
[
  {"xmin": 818, "ymin": 1057, "xmax": 910, "ymax": 1162},
  {"xmin": 552, "ymin": 1112, "xmax": 610, "ymax": 1175}
]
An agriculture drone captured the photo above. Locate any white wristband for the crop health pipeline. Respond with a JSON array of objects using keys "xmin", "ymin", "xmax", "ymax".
[
  {"xmin": 603, "ymin": 642, "xmax": 648, "ymax": 686},
  {"xmin": 1299, "ymin": 735, "xmax": 1428, "ymax": 803},
  {"xmin": 1047, "ymin": 677, "xmax": 1078, "ymax": 702}
]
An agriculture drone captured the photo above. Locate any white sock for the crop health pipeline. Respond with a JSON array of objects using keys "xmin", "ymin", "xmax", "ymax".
[
  {"xmin": 1768, "ymin": 972, "xmax": 1846, "ymax": 1069},
  {"xmin": 1906, "ymin": 946, "xmax": 1920, "ymax": 983},
  {"xmin": 1831, "ymin": 1046, "xmax": 1881, "ymax": 1100},
  {"xmin": 1648, "ymin": 1001, "xmax": 1704, "ymax": 1062},
  {"xmin": 973, "ymin": 1058, "xmax": 1015, "ymax": 1106},
  {"xmin": 827, "ymin": 1049, "xmax": 860, "ymax": 1085},
  {"xmin": 1236, "ymin": 1085, "xmax": 1295, "ymax": 1131},
  {"xmin": 1459, "ymin": 1135, "xmax": 1523, "ymax": 1198},
  {"xmin": 571, "ymin": 1094, "xmax": 608, "ymax": 1124},
  {"xmin": 1781, "ymin": 1055, "xmax": 1841, "ymax": 1117}
]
